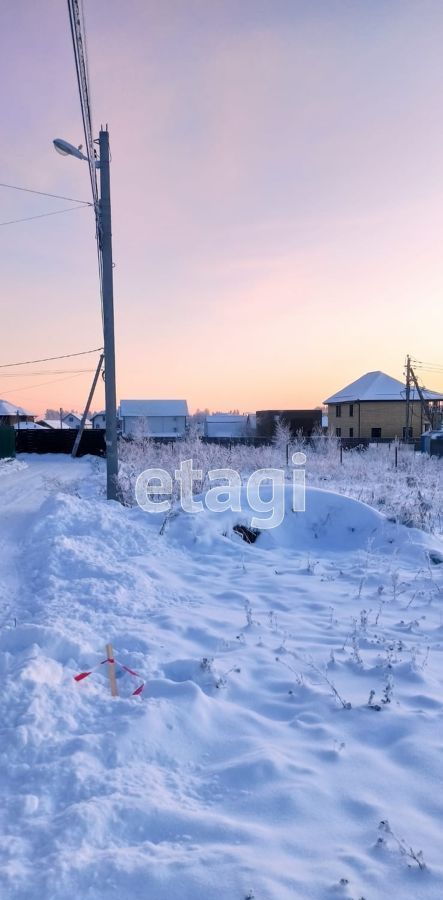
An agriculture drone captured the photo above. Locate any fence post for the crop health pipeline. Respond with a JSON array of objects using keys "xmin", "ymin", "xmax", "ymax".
[
  {"xmin": 395, "ymin": 446, "xmax": 398, "ymax": 468},
  {"xmin": 340, "ymin": 443, "xmax": 343, "ymax": 465}
]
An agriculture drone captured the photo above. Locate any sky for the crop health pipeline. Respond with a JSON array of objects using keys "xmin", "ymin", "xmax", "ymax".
[{"xmin": 1, "ymin": 0, "xmax": 442, "ymax": 415}]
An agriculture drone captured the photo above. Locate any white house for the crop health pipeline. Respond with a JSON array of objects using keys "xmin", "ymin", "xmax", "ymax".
[
  {"xmin": 204, "ymin": 414, "xmax": 252, "ymax": 439},
  {"xmin": 119, "ymin": 400, "xmax": 188, "ymax": 438},
  {"xmin": 91, "ymin": 411, "xmax": 106, "ymax": 429},
  {"xmin": 62, "ymin": 413, "xmax": 91, "ymax": 430}
]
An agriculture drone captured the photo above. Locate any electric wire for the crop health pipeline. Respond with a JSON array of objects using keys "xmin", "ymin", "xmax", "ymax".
[
  {"xmin": 0, "ymin": 371, "xmax": 94, "ymax": 395},
  {"xmin": 0, "ymin": 182, "xmax": 91, "ymax": 204},
  {"xmin": 0, "ymin": 369, "xmax": 95, "ymax": 377},
  {"xmin": 67, "ymin": 0, "xmax": 104, "ymax": 330},
  {"xmin": 0, "ymin": 348, "xmax": 103, "ymax": 369},
  {"xmin": 0, "ymin": 204, "xmax": 91, "ymax": 227},
  {"xmin": 67, "ymin": 0, "xmax": 98, "ymax": 208}
]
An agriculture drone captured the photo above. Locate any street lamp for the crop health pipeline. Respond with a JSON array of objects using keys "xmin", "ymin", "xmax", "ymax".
[
  {"xmin": 53, "ymin": 129, "xmax": 119, "ymax": 501},
  {"xmin": 53, "ymin": 138, "xmax": 90, "ymax": 161}
]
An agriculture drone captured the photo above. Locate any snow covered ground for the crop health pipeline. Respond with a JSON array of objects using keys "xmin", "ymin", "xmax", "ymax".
[{"xmin": 0, "ymin": 454, "xmax": 442, "ymax": 900}]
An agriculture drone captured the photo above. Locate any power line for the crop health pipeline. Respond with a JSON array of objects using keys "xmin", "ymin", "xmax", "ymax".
[
  {"xmin": 0, "ymin": 204, "xmax": 91, "ymax": 227},
  {"xmin": 67, "ymin": 0, "xmax": 98, "ymax": 208},
  {"xmin": 67, "ymin": 0, "xmax": 104, "ymax": 330},
  {"xmin": 0, "ymin": 181, "xmax": 92, "ymax": 204},
  {"xmin": 0, "ymin": 368, "xmax": 95, "ymax": 377},
  {"xmin": 0, "ymin": 347, "xmax": 103, "ymax": 369},
  {"xmin": 0, "ymin": 371, "xmax": 94, "ymax": 395}
]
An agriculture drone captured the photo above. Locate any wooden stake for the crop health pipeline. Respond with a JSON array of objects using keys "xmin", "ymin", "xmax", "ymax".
[{"xmin": 106, "ymin": 643, "xmax": 118, "ymax": 697}]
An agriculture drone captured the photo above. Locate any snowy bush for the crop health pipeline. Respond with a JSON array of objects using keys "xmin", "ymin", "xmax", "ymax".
[{"xmin": 117, "ymin": 434, "xmax": 442, "ymax": 534}]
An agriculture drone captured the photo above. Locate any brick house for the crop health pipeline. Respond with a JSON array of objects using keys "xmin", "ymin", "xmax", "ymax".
[{"xmin": 324, "ymin": 371, "xmax": 443, "ymax": 441}]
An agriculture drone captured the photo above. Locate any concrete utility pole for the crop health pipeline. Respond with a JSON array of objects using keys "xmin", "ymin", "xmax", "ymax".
[
  {"xmin": 404, "ymin": 354, "xmax": 412, "ymax": 442},
  {"xmin": 99, "ymin": 128, "xmax": 119, "ymax": 500},
  {"xmin": 72, "ymin": 352, "xmax": 104, "ymax": 458}
]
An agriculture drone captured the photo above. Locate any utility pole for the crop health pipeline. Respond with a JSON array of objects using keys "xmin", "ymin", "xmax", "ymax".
[
  {"xmin": 409, "ymin": 364, "xmax": 433, "ymax": 432},
  {"xmin": 72, "ymin": 353, "xmax": 104, "ymax": 458},
  {"xmin": 99, "ymin": 127, "xmax": 119, "ymax": 500},
  {"xmin": 404, "ymin": 355, "xmax": 411, "ymax": 442}
]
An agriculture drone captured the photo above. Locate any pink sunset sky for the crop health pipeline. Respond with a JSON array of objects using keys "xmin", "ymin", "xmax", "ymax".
[{"xmin": 1, "ymin": 0, "xmax": 442, "ymax": 415}]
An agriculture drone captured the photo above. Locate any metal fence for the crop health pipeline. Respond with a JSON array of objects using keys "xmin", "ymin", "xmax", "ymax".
[
  {"xmin": 0, "ymin": 426, "xmax": 15, "ymax": 459},
  {"xmin": 15, "ymin": 428, "xmax": 106, "ymax": 457}
]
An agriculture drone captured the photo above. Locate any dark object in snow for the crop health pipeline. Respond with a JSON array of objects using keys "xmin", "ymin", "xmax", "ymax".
[
  {"xmin": 429, "ymin": 551, "xmax": 443, "ymax": 566},
  {"xmin": 233, "ymin": 524, "xmax": 261, "ymax": 544}
]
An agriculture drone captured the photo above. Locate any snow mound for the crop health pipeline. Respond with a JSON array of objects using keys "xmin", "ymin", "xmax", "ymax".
[{"xmin": 164, "ymin": 486, "xmax": 437, "ymax": 561}]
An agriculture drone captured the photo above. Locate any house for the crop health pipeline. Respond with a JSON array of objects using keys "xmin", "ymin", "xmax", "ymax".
[
  {"xmin": 256, "ymin": 409, "xmax": 322, "ymax": 438},
  {"xmin": 62, "ymin": 412, "xmax": 91, "ymax": 430},
  {"xmin": 0, "ymin": 399, "xmax": 35, "ymax": 427},
  {"xmin": 204, "ymin": 414, "xmax": 252, "ymax": 439},
  {"xmin": 324, "ymin": 371, "xmax": 443, "ymax": 441},
  {"xmin": 119, "ymin": 400, "xmax": 188, "ymax": 438},
  {"xmin": 91, "ymin": 411, "xmax": 106, "ymax": 429}
]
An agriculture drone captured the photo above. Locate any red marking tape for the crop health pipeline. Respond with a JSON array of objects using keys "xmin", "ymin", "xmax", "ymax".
[{"xmin": 74, "ymin": 654, "xmax": 145, "ymax": 696}]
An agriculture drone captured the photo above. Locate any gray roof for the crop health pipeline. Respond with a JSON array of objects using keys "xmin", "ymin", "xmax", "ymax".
[
  {"xmin": 324, "ymin": 371, "xmax": 443, "ymax": 404},
  {"xmin": 120, "ymin": 400, "xmax": 188, "ymax": 417}
]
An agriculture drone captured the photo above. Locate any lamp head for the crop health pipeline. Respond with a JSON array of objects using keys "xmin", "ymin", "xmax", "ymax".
[{"xmin": 53, "ymin": 138, "xmax": 88, "ymax": 161}]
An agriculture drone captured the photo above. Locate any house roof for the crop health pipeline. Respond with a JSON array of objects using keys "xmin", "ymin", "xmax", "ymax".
[
  {"xmin": 324, "ymin": 371, "xmax": 443, "ymax": 404},
  {"xmin": 205, "ymin": 414, "xmax": 247, "ymax": 424},
  {"xmin": 62, "ymin": 412, "xmax": 83, "ymax": 421},
  {"xmin": 120, "ymin": 400, "xmax": 188, "ymax": 417},
  {"xmin": 91, "ymin": 410, "xmax": 105, "ymax": 418},
  {"xmin": 38, "ymin": 419, "xmax": 70, "ymax": 430},
  {"xmin": 0, "ymin": 399, "xmax": 35, "ymax": 417},
  {"xmin": 13, "ymin": 421, "xmax": 47, "ymax": 430}
]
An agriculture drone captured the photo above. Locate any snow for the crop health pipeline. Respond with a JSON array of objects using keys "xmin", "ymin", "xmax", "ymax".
[
  {"xmin": 324, "ymin": 370, "xmax": 443, "ymax": 403},
  {"xmin": 0, "ymin": 454, "xmax": 442, "ymax": 900},
  {"xmin": 39, "ymin": 420, "xmax": 70, "ymax": 430},
  {"xmin": 13, "ymin": 421, "xmax": 47, "ymax": 430},
  {"xmin": 0, "ymin": 399, "xmax": 35, "ymax": 417}
]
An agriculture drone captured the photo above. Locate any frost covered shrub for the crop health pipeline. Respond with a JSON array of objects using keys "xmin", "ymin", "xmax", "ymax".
[
  {"xmin": 306, "ymin": 442, "xmax": 441, "ymax": 534},
  {"xmin": 118, "ymin": 432, "xmax": 442, "ymax": 535}
]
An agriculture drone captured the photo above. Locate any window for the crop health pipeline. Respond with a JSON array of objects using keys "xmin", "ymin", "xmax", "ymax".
[
  {"xmin": 336, "ymin": 404, "xmax": 342, "ymax": 418},
  {"xmin": 349, "ymin": 404, "xmax": 354, "ymax": 417},
  {"xmin": 335, "ymin": 427, "xmax": 341, "ymax": 437},
  {"xmin": 402, "ymin": 426, "xmax": 413, "ymax": 440},
  {"xmin": 349, "ymin": 427, "xmax": 354, "ymax": 438},
  {"xmin": 371, "ymin": 427, "xmax": 382, "ymax": 439}
]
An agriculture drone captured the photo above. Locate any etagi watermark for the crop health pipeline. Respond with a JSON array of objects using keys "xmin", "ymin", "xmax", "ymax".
[{"xmin": 135, "ymin": 452, "xmax": 306, "ymax": 530}]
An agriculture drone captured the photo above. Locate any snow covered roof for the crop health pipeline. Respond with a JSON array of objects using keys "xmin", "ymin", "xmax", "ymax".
[
  {"xmin": 0, "ymin": 399, "xmax": 34, "ymax": 417},
  {"xmin": 120, "ymin": 400, "xmax": 188, "ymax": 417},
  {"xmin": 324, "ymin": 371, "xmax": 443, "ymax": 404},
  {"xmin": 91, "ymin": 410, "xmax": 105, "ymax": 419},
  {"xmin": 205, "ymin": 414, "xmax": 247, "ymax": 424},
  {"xmin": 39, "ymin": 419, "xmax": 70, "ymax": 430},
  {"xmin": 13, "ymin": 421, "xmax": 47, "ymax": 430}
]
